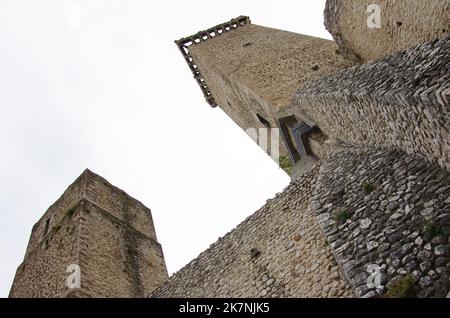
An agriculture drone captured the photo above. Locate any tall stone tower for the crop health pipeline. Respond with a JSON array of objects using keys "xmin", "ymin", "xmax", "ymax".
[
  {"xmin": 176, "ymin": 16, "xmax": 355, "ymax": 170},
  {"xmin": 9, "ymin": 169, "xmax": 168, "ymax": 298}
]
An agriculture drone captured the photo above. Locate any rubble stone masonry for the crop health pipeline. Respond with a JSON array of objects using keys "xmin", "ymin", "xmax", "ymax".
[
  {"xmin": 292, "ymin": 35, "xmax": 450, "ymax": 170},
  {"xmin": 313, "ymin": 144, "xmax": 450, "ymax": 298},
  {"xmin": 152, "ymin": 167, "xmax": 353, "ymax": 298},
  {"xmin": 324, "ymin": 0, "xmax": 449, "ymax": 62}
]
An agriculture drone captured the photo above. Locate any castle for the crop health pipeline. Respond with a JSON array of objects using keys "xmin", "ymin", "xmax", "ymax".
[{"xmin": 9, "ymin": 1, "xmax": 450, "ymax": 298}]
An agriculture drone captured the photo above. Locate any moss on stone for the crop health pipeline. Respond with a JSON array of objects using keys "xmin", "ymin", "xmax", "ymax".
[
  {"xmin": 334, "ymin": 209, "xmax": 351, "ymax": 224},
  {"xmin": 422, "ymin": 219, "xmax": 440, "ymax": 237},
  {"xmin": 65, "ymin": 207, "xmax": 76, "ymax": 218},
  {"xmin": 279, "ymin": 155, "xmax": 292, "ymax": 175},
  {"xmin": 52, "ymin": 224, "xmax": 61, "ymax": 233},
  {"xmin": 362, "ymin": 181, "xmax": 375, "ymax": 194},
  {"xmin": 384, "ymin": 274, "xmax": 415, "ymax": 298}
]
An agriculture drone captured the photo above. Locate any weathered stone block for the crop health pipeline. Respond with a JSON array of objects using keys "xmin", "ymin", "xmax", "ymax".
[{"xmin": 325, "ymin": 0, "xmax": 449, "ymax": 62}]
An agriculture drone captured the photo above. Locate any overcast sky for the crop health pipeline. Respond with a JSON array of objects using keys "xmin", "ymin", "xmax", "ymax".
[{"xmin": 0, "ymin": 0, "xmax": 330, "ymax": 297}]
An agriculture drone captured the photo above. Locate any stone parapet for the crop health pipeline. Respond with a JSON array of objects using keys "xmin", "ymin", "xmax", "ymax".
[{"xmin": 292, "ymin": 35, "xmax": 450, "ymax": 170}]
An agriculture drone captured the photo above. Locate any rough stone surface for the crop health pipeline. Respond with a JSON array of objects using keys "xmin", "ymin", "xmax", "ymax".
[
  {"xmin": 9, "ymin": 170, "xmax": 168, "ymax": 298},
  {"xmin": 312, "ymin": 144, "xmax": 450, "ymax": 297},
  {"xmin": 151, "ymin": 143, "xmax": 450, "ymax": 298},
  {"xmin": 292, "ymin": 35, "xmax": 450, "ymax": 170},
  {"xmin": 324, "ymin": 0, "xmax": 449, "ymax": 62},
  {"xmin": 151, "ymin": 168, "xmax": 353, "ymax": 298}
]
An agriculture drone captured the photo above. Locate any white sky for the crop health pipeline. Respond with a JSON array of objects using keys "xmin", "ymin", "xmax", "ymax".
[{"xmin": 0, "ymin": 0, "xmax": 330, "ymax": 297}]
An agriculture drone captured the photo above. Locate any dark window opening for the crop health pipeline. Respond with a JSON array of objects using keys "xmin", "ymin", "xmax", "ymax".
[
  {"xmin": 257, "ymin": 113, "xmax": 271, "ymax": 128},
  {"xmin": 250, "ymin": 248, "xmax": 261, "ymax": 259},
  {"xmin": 290, "ymin": 122, "xmax": 317, "ymax": 158},
  {"xmin": 278, "ymin": 116, "xmax": 301, "ymax": 164},
  {"xmin": 278, "ymin": 116, "xmax": 317, "ymax": 164},
  {"xmin": 43, "ymin": 218, "xmax": 51, "ymax": 238}
]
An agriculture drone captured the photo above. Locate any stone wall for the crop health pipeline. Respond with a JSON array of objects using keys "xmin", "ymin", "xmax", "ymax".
[
  {"xmin": 78, "ymin": 200, "xmax": 168, "ymax": 297},
  {"xmin": 23, "ymin": 172, "xmax": 86, "ymax": 259},
  {"xmin": 151, "ymin": 167, "xmax": 353, "ymax": 298},
  {"xmin": 324, "ymin": 0, "xmax": 449, "ymax": 62},
  {"xmin": 9, "ymin": 203, "xmax": 83, "ymax": 297},
  {"xmin": 9, "ymin": 169, "xmax": 168, "ymax": 298},
  {"xmin": 151, "ymin": 142, "xmax": 450, "ymax": 298},
  {"xmin": 292, "ymin": 35, "xmax": 450, "ymax": 170},
  {"xmin": 84, "ymin": 169, "xmax": 158, "ymax": 240},
  {"xmin": 312, "ymin": 144, "xmax": 450, "ymax": 297}
]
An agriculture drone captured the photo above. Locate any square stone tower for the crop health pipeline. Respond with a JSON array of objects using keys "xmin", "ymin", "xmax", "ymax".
[
  {"xmin": 175, "ymin": 16, "xmax": 355, "ymax": 168},
  {"xmin": 9, "ymin": 169, "xmax": 168, "ymax": 298}
]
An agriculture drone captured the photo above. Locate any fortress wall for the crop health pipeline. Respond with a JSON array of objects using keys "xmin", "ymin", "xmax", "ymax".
[
  {"xmin": 325, "ymin": 0, "xmax": 449, "ymax": 62},
  {"xmin": 80, "ymin": 201, "xmax": 168, "ymax": 298},
  {"xmin": 84, "ymin": 170, "xmax": 158, "ymax": 240},
  {"xmin": 24, "ymin": 172, "xmax": 86, "ymax": 258},
  {"xmin": 151, "ymin": 168, "xmax": 353, "ymax": 298},
  {"xmin": 9, "ymin": 203, "xmax": 83, "ymax": 298},
  {"xmin": 152, "ymin": 143, "xmax": 450, "ymax": 299},
  {"xmin": 313, "ymin": 144, "xmax": 450, "ymax": 298},
  {"xmin": 292, "ymin": 35, "xmax": 450, "ymax": 170}
]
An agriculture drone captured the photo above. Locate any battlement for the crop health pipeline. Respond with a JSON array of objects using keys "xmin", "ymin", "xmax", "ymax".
[{"xmin": 175, "ymin": 16, "xmax": 251, "ymax": 107}]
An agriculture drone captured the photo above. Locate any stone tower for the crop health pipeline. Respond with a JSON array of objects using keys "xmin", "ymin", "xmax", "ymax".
[
  {"xmin": 176, "ymin": 16, "xmax": 355, "ymax": 170},
  {"xmin": 324, "ymin": 0, "xmax": 450, "ymax": 63},
  {"xmin": 9, "ymin": 169, "xmax": 168, "ymax": 298}
]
